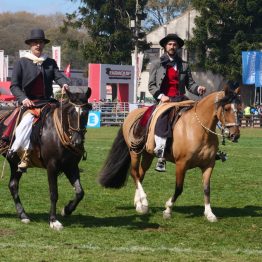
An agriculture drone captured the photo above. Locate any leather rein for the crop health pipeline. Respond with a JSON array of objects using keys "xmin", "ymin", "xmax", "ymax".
[
  {"xmin": 194, "ymin": 91, "xmax": 240, "ymax": 142},
  {"xmin": 53, "ymin": 101, "xmax": 88, "ymax": 156}
]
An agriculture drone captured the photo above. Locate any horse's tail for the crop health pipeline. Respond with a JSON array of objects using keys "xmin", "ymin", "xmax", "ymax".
[{"xmin": 99, "ymin": 126, "xmax": 131, "ymax": 188}]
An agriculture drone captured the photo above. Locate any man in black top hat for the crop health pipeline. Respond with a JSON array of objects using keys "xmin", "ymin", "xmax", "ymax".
[
  {"xmin": 9, "ymin": 28, "xmax": 70, "ymax": 171},
  {"xmin": 148, "ymin": 33, "xmax": 206, "ymax": 172}
]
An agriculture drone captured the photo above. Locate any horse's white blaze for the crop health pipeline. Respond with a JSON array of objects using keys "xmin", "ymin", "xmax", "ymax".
[
  {"xmin": 204, "ymin": 204, "xmax": 217, "ymax": 222},
  {"xmin": 75, "ymin": 105, "xmax": 83, "ymax": 114},
  {"xmin": 50, "ymin": 220, "xmax": 63, "ymax": 230}
]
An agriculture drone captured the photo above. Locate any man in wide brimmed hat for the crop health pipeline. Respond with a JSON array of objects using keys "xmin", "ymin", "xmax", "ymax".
[
  {"xmin": 148, "ymin": 33, "xmax": 206, "ymax": 172},
  {"xmin": 7, "ymin": 28, "xmax": 70, "ymax": 171}
]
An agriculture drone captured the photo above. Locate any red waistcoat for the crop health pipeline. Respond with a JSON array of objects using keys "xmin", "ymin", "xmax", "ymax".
[
  {"xmin": 160, "ymin": 65, "xmax": 180, "ymax": 97},
  {"xmin": 27, "ymin": 72, "xmax": 45, "ymax": 99}
]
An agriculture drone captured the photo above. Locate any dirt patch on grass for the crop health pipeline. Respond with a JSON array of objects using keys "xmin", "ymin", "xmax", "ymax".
[{"xmin": 0, "ymin": 228, "xmax": 15, "ymax": 237}]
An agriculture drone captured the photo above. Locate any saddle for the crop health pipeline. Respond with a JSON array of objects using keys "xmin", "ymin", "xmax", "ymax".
[
  {"xmin": 0, "ymin": 100, "xmax": 59, "ymax": 161},
  {"xmin": 129, "ymin": 100, "xmax": 195, "ymax": 154},
  {"xmin": 0, "ymin": 107, "xmax": 23, "ymax": 154}
]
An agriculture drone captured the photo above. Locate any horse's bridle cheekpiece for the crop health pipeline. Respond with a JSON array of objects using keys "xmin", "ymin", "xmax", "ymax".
[{"xmin": 194, "ymin": 91, "xmax": 241, "ymax": 144}]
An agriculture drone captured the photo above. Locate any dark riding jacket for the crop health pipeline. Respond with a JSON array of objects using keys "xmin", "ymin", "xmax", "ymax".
[
  {"xmin": 148, "ymin": 53, "xmax": 199, "ymax": 101},
  {"xmin": 11, "ymin": 57, "xmax": 70, "ymax": 104}
]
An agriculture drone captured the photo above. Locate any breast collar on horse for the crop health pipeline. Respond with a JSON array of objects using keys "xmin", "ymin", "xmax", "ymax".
[{"xmin": 194, "ymin": 91, "xmax": 239, "ymax": 145}]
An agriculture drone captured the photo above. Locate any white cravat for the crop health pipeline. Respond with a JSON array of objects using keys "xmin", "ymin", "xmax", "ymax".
[{"xmin": 23, "ymin": 52, "xmax": 47, "ymax": 65}]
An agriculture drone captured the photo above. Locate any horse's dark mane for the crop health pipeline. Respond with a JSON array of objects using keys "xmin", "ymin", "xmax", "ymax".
[{"xmin": 216, "ymin": 91, "xmax": 241, "ymax": 107}]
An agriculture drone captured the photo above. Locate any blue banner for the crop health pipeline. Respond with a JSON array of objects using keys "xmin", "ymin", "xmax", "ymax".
[
  {"xmin": 87, "ymin": 111, "xmax": 101, "ymax": 128},
  {"xmin": 242, "ymin": 51, "xmax": 257, "ymax": 85},
  {"xmin": 255, "ymin": 52, "xmax": 262, "ymax": 87}
]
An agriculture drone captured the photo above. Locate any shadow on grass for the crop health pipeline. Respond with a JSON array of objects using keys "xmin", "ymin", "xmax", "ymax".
[
  {"xmin": 0, "ymin": 205, "xmax": 261, "ymax": 228},
  {"xmin": 117, "ymin": 204, "xmax": 262, "ymax": 219},
  {"xmin": 0, "ymin": 212, "xmax": 160, "ymax": 230}
]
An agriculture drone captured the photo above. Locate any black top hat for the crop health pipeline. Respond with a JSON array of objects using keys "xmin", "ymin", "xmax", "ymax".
[
  {"xmin": 25, "ymin": 28, "xmax": 50, "ymax": 45},
  {"xmin": 159, "ymin": 33, "xmax": 184, "ymax": 48}
]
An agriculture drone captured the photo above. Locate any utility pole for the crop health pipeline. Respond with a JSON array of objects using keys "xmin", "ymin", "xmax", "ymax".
[
  {"xmin": 130, "ymin": 0, "xmax": 147, "ymax": 103},
  {"xmin": 134, "ymin": 0, "xmax": 139, "ymax": 103}
]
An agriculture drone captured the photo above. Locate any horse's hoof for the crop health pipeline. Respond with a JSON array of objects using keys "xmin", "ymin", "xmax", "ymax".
[
  {"xmin": 136, "ymin": 204, "xmax": 148, "ymax": 214},
  {"xmin": 163, "ymin": 210, "xmax": 172, "ymax": 219},
  {"xmin": 21, "ymin": 218, "xmax": 30, "ymax": 224},
  {"xmin": 204, "ymin": 213, "xmax": 218, "ymax": 222},
  {"xmin": 50, "ymin": 220, "xmax": 63, "ymax": 231}
]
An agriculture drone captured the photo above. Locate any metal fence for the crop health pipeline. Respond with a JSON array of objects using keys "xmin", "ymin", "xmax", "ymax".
[
  {"xmin": 241, "ymin": 115, "xmax": 262, "ymax": 128},
  {"xmin": 91, "ymin": 102, "xmax": 131, "ymax": 126}
]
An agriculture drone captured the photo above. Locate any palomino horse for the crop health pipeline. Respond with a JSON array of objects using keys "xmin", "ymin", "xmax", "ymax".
[
  {"xmin": 0, "ymin": 87, "xmax": 91, "ymax": 230},
  {"xmin": 99, "ymin": 85, "xmax": 241, "ymax": 222}
]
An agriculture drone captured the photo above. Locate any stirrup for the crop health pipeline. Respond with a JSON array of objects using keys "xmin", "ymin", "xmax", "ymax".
[
  {"xmin": 215, "ymin": 151, "xmax": 227, "ymax": 162},
  {"xmin": 6, "ymin": 149, "xmax": 16, "ymax": 160},
  {"xmin": 155, "ymin": 158, "xmax": 166, "ymax": 172},
  {"xmin": 17, "ymin": 150, "xmax": 31, "ymax": 172}
]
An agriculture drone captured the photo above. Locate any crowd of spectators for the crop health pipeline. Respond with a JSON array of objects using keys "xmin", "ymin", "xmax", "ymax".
[{"xmin": 242, "ymin": 104, "xmax": 262, "ymax": 127}]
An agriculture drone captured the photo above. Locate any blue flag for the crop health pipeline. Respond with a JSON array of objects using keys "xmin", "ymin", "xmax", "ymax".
[
  {"xmin": 255, "ymin": 52, "xmax": 262, "ymax": 87},
  {"xmin": 242, "ymin": 51, "xmax": 257, "ymax": 85}
]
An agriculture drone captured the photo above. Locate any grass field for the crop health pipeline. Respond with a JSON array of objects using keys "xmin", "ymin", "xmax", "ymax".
[{"xmin": 0, "ymin": 127, "xmax": 261, "ymax": 261}]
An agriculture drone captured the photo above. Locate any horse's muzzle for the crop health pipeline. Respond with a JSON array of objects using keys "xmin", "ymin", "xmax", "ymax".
[
  {"xmin": 224, "ymin": 127, "xmax": 240, "ymax": 142},
  {"xmin": 230, "ymin": 133, "xmax": 240, "ymax": 142}
]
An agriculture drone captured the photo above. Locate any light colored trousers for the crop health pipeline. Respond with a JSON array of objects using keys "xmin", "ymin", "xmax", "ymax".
[{"xmin": 11, "ymin": 113, "xmax": 34, "ymax": 152}]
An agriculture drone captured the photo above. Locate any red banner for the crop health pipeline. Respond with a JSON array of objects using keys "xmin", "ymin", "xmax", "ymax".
[{"xmin": 64, "ymin": 64, "xmax": 71, "ymax": 78}]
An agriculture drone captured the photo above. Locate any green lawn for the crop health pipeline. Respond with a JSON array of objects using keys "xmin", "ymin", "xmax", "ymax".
[{"xmin": 0, "ymin": 127, "xmax": 261, "ymax": 261}]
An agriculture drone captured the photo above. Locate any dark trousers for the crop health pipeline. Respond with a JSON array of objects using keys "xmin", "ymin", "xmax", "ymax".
[{"xmin": 155, "ymin": 95, "xmax": 189, "ymax": 137}]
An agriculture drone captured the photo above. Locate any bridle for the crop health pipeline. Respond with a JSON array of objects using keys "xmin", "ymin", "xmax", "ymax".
[
  {"xmin": 53, "ymin": 99, "xmax": 90, "ymax": 157},
  {"xmin": 194, "ymin": 91, "xmax": 241, "ymax": 143},
  {"xmin": 67, "ymin": 101, "xmax": 90, "ymax": 134}
]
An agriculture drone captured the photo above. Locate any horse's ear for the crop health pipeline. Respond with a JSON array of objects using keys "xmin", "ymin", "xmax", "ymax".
[
  {"xmin": 63, "ymin": 86, "xmax": 71, "ymax": 99},
  {"xmin": 224, "ymin": 80, "xmax": 240, "ymax": 95},
  {"xmin": 223, "ymin": 83, "xmax": 230, "ymax": 96},
  {"xmin": 87, "ymin": 87, "xmax": 92, "ymax": 99},
  {"xmin": 234, "ymin": 86, "xmax": 241, "ymax": 94},
  {"xmin": 64, "ymin": 86, "xmax": 70, "ymax": 95}
]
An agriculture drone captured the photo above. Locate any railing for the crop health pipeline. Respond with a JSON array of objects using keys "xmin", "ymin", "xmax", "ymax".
[
  {"xmin": 241, "ymin": 115, "xmax": 262, "ymax": 128},
  {"xmin": 91, "ymin": 102, "xmax": 130, "ymax": 126}
]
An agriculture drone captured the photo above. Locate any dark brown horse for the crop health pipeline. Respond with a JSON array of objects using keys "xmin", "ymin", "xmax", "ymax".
[
  {"xmin": 99, "ymin": 85, "xmax": 241, "ymax": 222},
  {"xmin": 0, "ymin": 87, "xmax": 91, "ymax": 230}
]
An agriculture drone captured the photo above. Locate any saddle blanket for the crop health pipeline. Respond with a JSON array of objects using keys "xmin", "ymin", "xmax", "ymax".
[{"xmin": 145, "ymin": 100, "xmax": 195, "ymax": 154}]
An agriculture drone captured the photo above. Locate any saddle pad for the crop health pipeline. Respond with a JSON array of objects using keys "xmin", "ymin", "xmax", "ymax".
[
  {"xmin": 145, "ymin": 100, "xmax": 195, "ymax": 154},
  {"xmin": 123, "ymin": 107, "xmax": 148, "ymax": 148}
]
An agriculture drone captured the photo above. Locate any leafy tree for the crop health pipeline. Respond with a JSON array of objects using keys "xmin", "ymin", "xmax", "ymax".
[
  {"xmin": 187, "ymin": 0, "xmax": 262, "ymax": 81},
  {"xmin": 0, "ymin": 12, "xmax": 88, "ymax": 69},
  {"xmin": 64, "ymin": 0, "xmax": 148, "ymax": 65},
  {"xmin": 144, "ymin": 0, "xmax": 192, "ymax": 30}
]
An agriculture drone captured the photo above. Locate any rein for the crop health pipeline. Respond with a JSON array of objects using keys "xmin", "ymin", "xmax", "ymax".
[
  {"xmin": 68, "ymin": 101, "xmax": 89, "ymax": 132},
  {"xmin": 53, "ymin": 102, "xmax": 86, "ymax": 156},
  {"xmin": 194, "ymin": 102, "xmax": 225, "ymax": 138},
  {"xmin": 194, "ymin": 92, "xmax": 239, "ymax": 143}
]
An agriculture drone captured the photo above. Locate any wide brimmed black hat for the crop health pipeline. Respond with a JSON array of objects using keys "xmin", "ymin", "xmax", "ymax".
[
  {"xmin": 25, "ymin": 28, "xmax": 50, "ymax": 45},
  {"xmin": 159, "ymin": 33, "xmax": 184, "ymax": 48}
]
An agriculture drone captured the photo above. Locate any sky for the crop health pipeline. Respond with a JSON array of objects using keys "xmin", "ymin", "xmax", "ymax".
[{"xmin": 0, "ymin": 0, "xmax": 81, "ymax": 15}]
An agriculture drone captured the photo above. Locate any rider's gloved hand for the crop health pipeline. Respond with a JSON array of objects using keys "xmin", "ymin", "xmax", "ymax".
[{"xmin": 197, "ymin": 86, "xmax": 206, "ymax": 95}]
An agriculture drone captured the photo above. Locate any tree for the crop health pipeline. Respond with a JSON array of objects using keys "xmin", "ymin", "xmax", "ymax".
[
  {"xmin": 0, "ymin": 12, "xmax": 88, "ymax": 69},
  {"xmin": 187, "ymin": 0, "xmax": 262, "ymax": 81},
  {"xmin": 144, "ymin": 0, "xmax": 192, "ymax": 30},
  {"xmin": 64, "ymin": 0, "xmax": 148, "ymax": 65}
]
